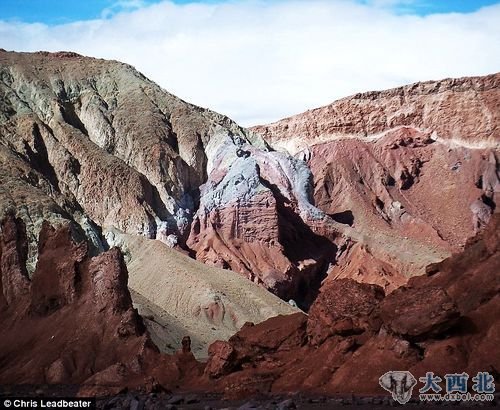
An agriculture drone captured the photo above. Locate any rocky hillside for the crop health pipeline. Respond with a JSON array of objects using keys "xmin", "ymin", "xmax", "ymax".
[
  {"xmin": 252, "ymin": 74, "xmax": 499, "ymax": 152},
  {"xmin": 0, "ymin": 49, "xmax": 264, "ymax": 263},
  {"xmin": 1, "ymin": 209, "xmax": 498, "ymax": 398},
  {"xmin": 200, "ymin": 213, "xmax": 500, "ymax": 398},
  {"xmin": 0, "ymin": 50, "xmax": 345, "ymax": 307},
  {"xmin": 0, "ymin": 50, "xmax": 310, "ymax": 358},
  {"xmin": 252, "ymin": 75, "xmax": 499, "ymax": 291},
  {"xmin": 1, "ymin": 49, "xmax": 499, "ymax": 400},
  {"xmin": 0, "ymin": 213, "xmax": 199, "ymax": 394},
  {"xmin": 1, "ymin": 50, "xmax": 498, "ymax": 303},
  {"xmin": 107, "ymin": 228, "xmax": 297, "ymax": 358}
]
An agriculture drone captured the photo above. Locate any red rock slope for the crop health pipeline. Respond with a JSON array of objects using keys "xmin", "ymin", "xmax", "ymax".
[
  {"xmin": 201, "ymin": 213, "xmax": 500, "ymax": 398},
  {"xmin": 252, "ymin": 74, "xmax": 499, "ymax": 150},
  {"xmin": 0, "ymin": 214, "xmax": 202, "ymax": 395},
  {"xmin": 252, "ymin": 75, "xmax": 499, "ymax": 291}
]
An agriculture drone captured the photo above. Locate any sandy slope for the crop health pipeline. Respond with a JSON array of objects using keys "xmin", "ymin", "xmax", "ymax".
[{"xmin": 105, "ymin": 228, "xmax": 298, "ymax": 358}]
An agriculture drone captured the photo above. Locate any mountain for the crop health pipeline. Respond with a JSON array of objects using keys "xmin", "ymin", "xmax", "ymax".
[
  {"xmin": 0, "ymin": 49, "xmax": 299, "ymax": 359},
  {"xmin": 0, "ymin": 50, "xmax": 342, "ymax": 308},
  {"xmin": 252, "ymin": 74, "xmax": 499, "ymax": 291},
  {"xmin": 1, "ymin": 49, "xmax": 498, "ymax": 400},
  {"xmin": 0, "ymin": 49, "xmax": 261, "ymax": 261},
  {"xmin": 5, "ymin": 51, "xmax": 496, "ymax": 308}
]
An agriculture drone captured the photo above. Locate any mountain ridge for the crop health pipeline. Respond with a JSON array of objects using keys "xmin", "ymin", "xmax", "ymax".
[
  {"xmin": 251, "ymin": 72, "xmax": 500, "ymax": 154},
  {"xmin": 0, "ymin": 49, "xmax": 499, "ymax": 399}
]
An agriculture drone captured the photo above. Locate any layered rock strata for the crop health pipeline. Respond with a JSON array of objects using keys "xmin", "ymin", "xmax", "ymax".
[
  {"xmin": 0, "ymin": 49, "xmax": 265, "ymax": 262},
  {"xmin": 0, "ymin": 50, "xmax": 339, "ymax": 304},
  {"xmin": 252, "ymin": 74, "xmax": 500, "ymax": 291},
  {"xmin": 186, "ymin": 141, "xmax": 341, "ymax": 304}
]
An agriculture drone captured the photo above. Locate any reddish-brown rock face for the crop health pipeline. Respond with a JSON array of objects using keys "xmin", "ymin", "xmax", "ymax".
[
  {"xmin": 252, "ymin": 74, "xmax": 499, "ymax": 149},
  {"xmin": 204, "ymin": 340, "xmax": 236, "ymax": 378},
  {"xmin": 0, "ymin": 215, "xmax": 31, "ymax": 308},
  {"xmin": 202, "ymin": 214, "xmax": 500, "ymax": 398},
  {"xmin": 252, "ymin": 75, "xmax": 499, "ymax": 292},
  {"xmin": 379, "ymin": 286, "xmax": 459, "ymax": 340},
  {"xmin": 185, "ymin": 138, "xmax": 340, "ymax": 305},
  {"xmin": 309, "ymin": 129, "xmax": 498, "ymax": 292},
  {"xmin": 307, "ymin": 279, "xmax": 384, "ymax": 346},
  {"xmin": 0, "ymin": 214, "xmax": 203, "ymax": 394}
]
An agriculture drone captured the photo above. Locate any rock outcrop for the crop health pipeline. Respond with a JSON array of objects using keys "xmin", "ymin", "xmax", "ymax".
[
  {"xmin": 186, "ymin": 142, "xmax": 340, "ymax": 305},
  {"xmin": 201, "ymin": 213, "xmax": 500, "ymax": 398},
  {"xmin": 0, "ymin": 214, "xmax": 203, "ymax": 394},
  {"xmin": 306, "ymin": 279, "xmax": 384, "ymax": 346}
]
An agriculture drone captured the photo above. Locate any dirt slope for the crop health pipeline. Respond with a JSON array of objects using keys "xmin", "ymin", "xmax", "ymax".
[{"xmin": 107, "ymin": 228, "xmax": 298, "ymax": 358}]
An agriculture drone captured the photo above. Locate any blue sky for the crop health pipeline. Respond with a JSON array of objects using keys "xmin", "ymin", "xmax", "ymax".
[
  {"xmin": 1, "ymin": 0, "xmax": 499, "ymax": 125},
  {"xmin": 358, "ymin": 0, "xmax": 500, "ymax": 15},
  {"xmin": 2, "ymin": 0, "xmax": 500, "ymax": 24}
]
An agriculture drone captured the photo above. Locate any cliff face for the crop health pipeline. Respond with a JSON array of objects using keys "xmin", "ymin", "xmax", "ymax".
[{"xmin": 251, "ymin": 75, "xmax": 500, "ymax": 291}]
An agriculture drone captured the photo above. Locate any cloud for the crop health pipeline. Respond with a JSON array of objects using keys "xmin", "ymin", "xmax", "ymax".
[{"xmin": 1, "ymin": 0, "xmax": 499, "ymax": 126}]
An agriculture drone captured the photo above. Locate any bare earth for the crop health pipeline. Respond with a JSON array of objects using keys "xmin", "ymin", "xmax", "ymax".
[{"xmin": 107, "ymin": 228, "xmax": 298, "ymax": 358}]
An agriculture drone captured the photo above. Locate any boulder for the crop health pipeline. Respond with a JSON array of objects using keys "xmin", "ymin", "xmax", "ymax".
[
  {"xmin": 379, "ymin": 286, "xmax": 460, "ymax": 339},
  {"xmin": 307, "ymin": 279, "xmax": 384, "ymax": 345}
]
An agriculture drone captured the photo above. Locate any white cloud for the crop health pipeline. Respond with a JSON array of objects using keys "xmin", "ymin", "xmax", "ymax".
[{"xmin": 1, "ymin": 0, "xmax": 499, "ymax": 126}]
